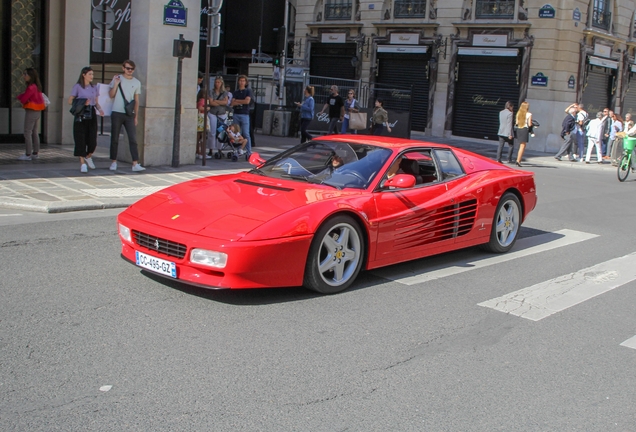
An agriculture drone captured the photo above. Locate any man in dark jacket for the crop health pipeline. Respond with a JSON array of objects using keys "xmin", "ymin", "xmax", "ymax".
[
  {"xmin": 600, "ymin": 108, "xmax": 612, "ymax": 158},
  {"xmin": 555, "ymin": 106, "xmax": 577, "ymax": 161}
]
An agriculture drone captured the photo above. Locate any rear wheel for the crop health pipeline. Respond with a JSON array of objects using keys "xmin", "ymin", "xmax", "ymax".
[
  {"xmin": 617, "ymin": 155, "xmax": 631, "ymax": 182},
  {"xmin": 482, "ymin": 192, "xmax": 521, "ymax": 253},
  {"xmin": 304, "ymin": 215, "xmax": 364, "ymax": 294}
]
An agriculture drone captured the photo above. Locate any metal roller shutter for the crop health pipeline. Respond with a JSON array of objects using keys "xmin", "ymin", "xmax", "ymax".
[
  {"xmin": 310, "ymin": 43, "xmax": 357, "ymax": 80},
  {"xmin": 375, "ymin": 53, "xmax": 430, "ymax": 131},
  {"xmin": 623, "ymin": 74, "xmax": 636, "ymax": 116},
  {"xmin": 452, "ymin": 55, "xmax": 520, "ymax": 140},
  {"xmin": 582, "ymin": 66, "xmax": 613, "ymax": 114}
]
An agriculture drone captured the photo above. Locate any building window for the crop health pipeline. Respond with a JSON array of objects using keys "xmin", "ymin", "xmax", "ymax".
[
  {"xmin": 592, "ymin": 0, "xmax": 611, "ymax": 31},
  {"xmin": 325, "ymin": 0, "xmax": 352, "ymax": 20},
  {"xmin": 475, "ymin": 0, "xmax": 515, "ymax": 19},
  {"xmin": 394, "ymin": 0, "xmax": 426, "ymax": 18}
]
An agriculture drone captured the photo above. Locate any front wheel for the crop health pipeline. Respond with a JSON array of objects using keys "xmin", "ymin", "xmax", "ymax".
[
  {"xmin": 304, "ymin": 215, "xmax": 365, "ymax": 294},
  {"xmin": 617, "ymin": 154, "xmax": 631, "ymax": 182},
  {"xmin": 482, "ymin": 192, "xmax": 521, "ymax": 253}
]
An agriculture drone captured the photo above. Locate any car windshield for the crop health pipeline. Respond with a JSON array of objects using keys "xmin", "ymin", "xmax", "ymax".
[{"xmin": 253, "ymin": 140, "xmax": 393, "ymax": 189}]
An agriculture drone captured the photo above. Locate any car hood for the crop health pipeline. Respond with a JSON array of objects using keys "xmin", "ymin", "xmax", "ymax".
[{"xmin": 132, "ymin": 172, "xmax": 356, "ymax": 241}]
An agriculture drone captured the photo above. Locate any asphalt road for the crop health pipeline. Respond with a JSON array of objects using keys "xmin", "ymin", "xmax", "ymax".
[{"xmin": 1, "ymin": 162, "xmax": 635, "ymax": 431}]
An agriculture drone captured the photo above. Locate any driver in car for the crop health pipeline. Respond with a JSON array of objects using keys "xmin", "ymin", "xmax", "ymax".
[{"xmin": 313, "ymin": 153, "xmax": 345, "ymax": 181}]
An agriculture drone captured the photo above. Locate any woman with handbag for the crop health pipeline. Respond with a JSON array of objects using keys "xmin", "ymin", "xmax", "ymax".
[
  {"xmin": 514, "ymin": 101, "xmax": 532, "ymax": 167},
  {"xmin": 206, "ymin": 76, "xmax": 228, "ymax": 157},
  {"xmin": 68, "ymin": 67, "xmax": 104, "ymax": 172},
  {"xmin": 341, "ymin": 89, "xmax": 359, "ymax": 134},
  {"xmin": 295, "ymin": 85, "xmax": 315, "ymax": 143},
  {"xmin": 16, "ymin": 68, "xmax": 46, "ymax": 161},
  {"xmin": 371, "ymin": 99, "xmax": 392, "ymax": 136}
]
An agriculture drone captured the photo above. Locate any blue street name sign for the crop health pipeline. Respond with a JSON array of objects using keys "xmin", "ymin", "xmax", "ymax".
[
  {"xmin": 539, "ymin": 4, "xmax": 556, "ymax": 18},
  {"xmin": 164, "ymin": 0, "xmax": 187, "ymax": 27},
  {"xmin": 531, "ymin": 72, "xmax": 548, "ymax": 87}
]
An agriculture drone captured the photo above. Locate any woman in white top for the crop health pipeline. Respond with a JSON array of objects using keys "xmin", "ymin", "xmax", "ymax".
[
  {"xmin": 341, "ymin": 89, "xmax": 359, "ymax": 134},
  {"xmin": 514, "ymin": 101, "xmax": 532, "ymax": 167}
]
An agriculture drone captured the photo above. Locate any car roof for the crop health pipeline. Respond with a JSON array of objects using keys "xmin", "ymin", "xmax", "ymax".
[{"xmin": 316, "ymin": 135, "xmax": 452, "ymax": 151}]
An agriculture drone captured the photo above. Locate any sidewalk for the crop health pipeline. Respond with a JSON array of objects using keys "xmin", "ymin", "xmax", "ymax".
[{"xmin": 0, "ymin": 131, "xmax": 615, "ymax": 213}]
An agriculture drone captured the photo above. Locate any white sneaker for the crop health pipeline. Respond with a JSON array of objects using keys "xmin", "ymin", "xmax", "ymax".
[
  {"xmin": 237, "ymin": 149, "xmax": 245, "ymax": 156},
  {"xmin": 31, "ymin": 153, "xmax": 39, "ymax": 160},
  {"xmin": 17, "ymin": 154, "xmax": 32, "ymax": 161},
  {"xmin": 205, "ymin": 154, "xmax": 212, "ymax": 159},
  {"xmin": 132, "ymin": 164, "xmax": 146, "ymax": 172},
  {"xmin": 85, "ymin": 157, "xmax": 95, "ymax": 169},
  {"xmin": 109, "ymin": 162, "xmax": 117, "ymax": 171},
  {"xmin": 196, "ymin": 154, "xmax": 202, "ymax": 160},
  {"xmin": 80, "ymin": 163, "xmax": 88, "ymax": 173}
]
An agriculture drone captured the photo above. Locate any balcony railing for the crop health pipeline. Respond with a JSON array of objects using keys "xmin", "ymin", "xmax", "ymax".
[
  {"xmin": 325, "ymin": 1, "xmax": 352, "ymax": 20},
  {"xmin": 592, "ymin": 8, "xmax": 611, "ymax": 31},
  {"xmin": 394, "ymin": 0, "xmax": 426, "ymax": 18},
  {"xmin": 475, "ymin": 0, "xmax": 515, "ymax": 19}
]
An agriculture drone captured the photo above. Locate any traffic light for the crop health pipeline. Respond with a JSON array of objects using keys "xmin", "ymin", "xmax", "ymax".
[
  {"xmin": 275, "ymin": 83, "xmax": 280, "ymax": 97},
  {"xmin": 273, "ymin": 56, "xmax": 281, "ymax": 67}
]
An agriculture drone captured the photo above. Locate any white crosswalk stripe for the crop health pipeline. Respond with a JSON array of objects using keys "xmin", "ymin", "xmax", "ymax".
[
  {"xmin": 620, "ymin": 336, "xmax": 636, "ymax": 350},
  {"xmin": 372, "ymin": 229, "xmax": 598, "ymax": 285},
  {"xmin": 478, "ymin": 252, "xmax": 636, "ymax": 321}
]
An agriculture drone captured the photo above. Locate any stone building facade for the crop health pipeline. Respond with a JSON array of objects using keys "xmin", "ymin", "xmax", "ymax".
[{"xmin": 292, "ymin": 0, "xmax": 636, "ymax": 151}]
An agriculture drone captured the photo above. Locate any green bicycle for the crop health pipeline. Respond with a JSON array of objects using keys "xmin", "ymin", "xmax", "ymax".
[{"xmin": 618, "ymin": 137, "xmax": 636, "ymax": 182}]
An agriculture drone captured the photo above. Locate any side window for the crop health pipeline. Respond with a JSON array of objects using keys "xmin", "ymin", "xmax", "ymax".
[{"xmin": 433, "ymin": 149, "xmax": 465, "ymax": 180}]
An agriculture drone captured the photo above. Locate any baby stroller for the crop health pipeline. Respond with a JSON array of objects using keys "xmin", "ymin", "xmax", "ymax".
[{"xmin": 214, "ymin": 117, "xmax": 248, "ymax": 162}]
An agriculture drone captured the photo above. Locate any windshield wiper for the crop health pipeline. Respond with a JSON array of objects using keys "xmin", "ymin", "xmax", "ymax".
[
  {"xmin": 249, "ymin": 168, "xmax": 265, "ymax": 176},
  {"xmin": 281, "ymin": 173, "xmax": 340, "ymax": 189}
]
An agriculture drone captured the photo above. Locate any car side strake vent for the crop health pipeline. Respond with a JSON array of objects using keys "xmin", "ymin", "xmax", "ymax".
[
  {"xmin": 133, "ymin": 230, "xmax": 187, "ymax": 259},
  {"xmin": 392, "ymin": 199, "xmax": 478, "ymax": 249}
]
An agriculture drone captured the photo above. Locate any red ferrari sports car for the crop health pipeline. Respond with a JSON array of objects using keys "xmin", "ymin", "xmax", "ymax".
[{"xmin": 118, "ymin": 136, "xmax": 537, "ymax": 294}]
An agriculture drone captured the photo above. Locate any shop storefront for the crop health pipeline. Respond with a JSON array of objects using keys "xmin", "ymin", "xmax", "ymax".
[
  {"xmin": 0, "ymin": 0, "xmax": 46, "ymax": 143},
  {"xmin": 309, "ymin": 33, "xmax": 357, "ymax": 80},
  {"xmin": 622, "ymin": 64, "xmax": 636, "ymax": 116},
  {"xmin": 581, "ymin": 56, "xmax": 617, "ymax": 115},
  {"xmin": 452, "ymin": 47, "xmax": 521, "ymax": 140},
  {"xmin": 375, "ymin": 45, "xmax": 431, "ymax": 132}
]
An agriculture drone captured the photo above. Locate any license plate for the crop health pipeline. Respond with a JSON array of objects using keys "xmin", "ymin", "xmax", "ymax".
[{"xmin": 135, "ymin": 251, "xmax": 177, "ymax": 278}]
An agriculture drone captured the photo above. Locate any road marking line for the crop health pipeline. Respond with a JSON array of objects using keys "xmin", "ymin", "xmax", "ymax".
[
  {"xmin": 373, "ymin": 229, "xmax": 598, "ymax": 285},
  {"xmin": 620, "ymin": 336, "xmax": 636, "ymax": 350},
  {"xmin": 0, "ymin": 214, "xmax": 22, "ymax": 217},
  {"xmin": 478, "ymin": 252, "xmax": 636, "ymax": 321}
]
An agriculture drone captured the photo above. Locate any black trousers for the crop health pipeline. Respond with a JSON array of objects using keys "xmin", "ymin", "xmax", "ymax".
[
  {"xmin": 300, "ymin": 118, "xmax": 312, "ymax": 143},
  {"xmin": 110, "ymin": 111, "xmax": 139, "ymax": 161},
  {"xmin": 72, "ymin": 107, "xmax": 97, "ymax": 157},
  {"xmin": 497, "ymin": 135, "xmax": 514, "ymax": 162}
]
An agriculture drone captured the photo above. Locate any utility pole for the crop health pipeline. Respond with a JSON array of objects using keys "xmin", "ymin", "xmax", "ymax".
[{"xmin": 203, "ymin": 0, "xmax": 224, "ymax": 166}]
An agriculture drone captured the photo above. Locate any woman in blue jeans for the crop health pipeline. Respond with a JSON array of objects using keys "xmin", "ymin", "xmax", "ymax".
[{"xmin": 295, "ymin": 85, "xmax": 315, "ymax": 143}]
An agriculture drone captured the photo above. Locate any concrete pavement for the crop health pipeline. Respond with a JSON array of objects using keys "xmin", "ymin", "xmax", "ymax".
[{"xmin": 0, "ymin": 131, "xmax": 618, "ymax": 213}]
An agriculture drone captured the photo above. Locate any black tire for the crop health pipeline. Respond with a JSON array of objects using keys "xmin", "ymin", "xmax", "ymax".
[
  {"xmin": 482, "ymin": 192, "xmax": 522, "ymax": 253},
  {"xmin": 617, "ymin": 155, "xmax": 630, "ymax": 182},
  {"xmin": 303, "ymin": 215, "xmax": 365, "ymax": 294}
]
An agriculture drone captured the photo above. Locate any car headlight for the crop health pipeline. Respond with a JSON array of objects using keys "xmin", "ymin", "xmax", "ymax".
[
  {"xmin": 190, "ymin": 248, "xmax": 228, "ymax": 269},
  {"xmin": 119, "ymin": 223, "xmax": 132, "ymax": 242}
]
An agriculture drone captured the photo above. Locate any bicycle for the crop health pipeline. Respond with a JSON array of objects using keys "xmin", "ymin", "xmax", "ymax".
[{"xmin": 617, "ymin": 137, "xmax": 636, "ymax": 182}]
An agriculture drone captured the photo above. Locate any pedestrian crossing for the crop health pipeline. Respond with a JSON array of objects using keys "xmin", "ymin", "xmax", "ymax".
[
  {"xmin": 372, "ymin": 228, "xmax": 636, "ymax": 349},
  {"xmin": 372, "ymin": 229, "xmax": 598, "ymax": 285}
]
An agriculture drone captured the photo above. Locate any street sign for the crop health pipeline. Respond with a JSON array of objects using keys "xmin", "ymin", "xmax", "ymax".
[
  {"xmin": 164, "ymin": 0, "xmax": 188, "ymax": 27},
  {"xmin": 91, "ymin": 5, "xmax": 115, "ymax": 30},
  {"xmin": 531, "ymin": 72, "xmax": 548, "ymax": 87},
  {"xmin": 92, "ymin": 29, "xmax": 113, "ymax": 53}
]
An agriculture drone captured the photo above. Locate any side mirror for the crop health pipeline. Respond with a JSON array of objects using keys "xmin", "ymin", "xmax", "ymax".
[
  {"xmin": 249, "ymin": 152, "xmax": 266, "ymax": 166},
  {"xmin": 384, "ymin": 174, "xmax": 415, "ymax": 189}
]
